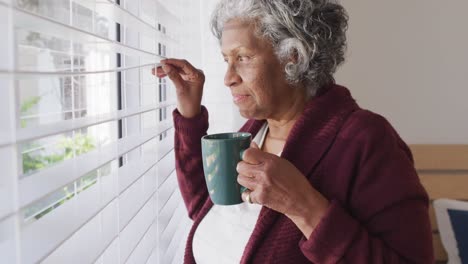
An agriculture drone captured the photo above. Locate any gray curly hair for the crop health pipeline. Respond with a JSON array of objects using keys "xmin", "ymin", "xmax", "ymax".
[{"xmin": 210, "ymin": 0, "xmax": 348, "ymax": 96}]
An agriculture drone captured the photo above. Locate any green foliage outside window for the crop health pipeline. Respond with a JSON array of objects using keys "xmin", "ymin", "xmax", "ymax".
[
  {"xmin": 20, "ymin": 96, "xmax": 41, "ymax": 128},
  {"xmin": 20, "ymin": 96, "xmax": 99, "ymax": 221},
  {"xmin": 22, "ymin": 133, "xmax": 96, "ymax": 175}
]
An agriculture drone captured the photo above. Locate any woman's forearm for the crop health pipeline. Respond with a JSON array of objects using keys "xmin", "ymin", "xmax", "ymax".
[{"xmin": 173, "ymin": 107, "xmax": 210, "ymax": 220}]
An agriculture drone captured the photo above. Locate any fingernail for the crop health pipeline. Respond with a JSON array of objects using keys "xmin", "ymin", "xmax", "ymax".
[{"xmin": 240, "ymin": 150, "xmax": 245, "ymax": 160}]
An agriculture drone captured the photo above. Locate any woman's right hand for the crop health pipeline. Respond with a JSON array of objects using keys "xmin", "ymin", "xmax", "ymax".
[{"xmin": 152, "ymin": 59, "xmax": 205, "ymax": 118}]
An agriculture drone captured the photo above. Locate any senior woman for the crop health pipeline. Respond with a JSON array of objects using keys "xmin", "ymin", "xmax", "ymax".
[{"xmin": 154, "ymin": 0, "xmax": 433, "ymax": 263}]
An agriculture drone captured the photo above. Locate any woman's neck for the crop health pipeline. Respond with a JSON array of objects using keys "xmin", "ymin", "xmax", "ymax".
[{"xmin": 266, "ymin": 90, "xmax": 308, "ymax": 141}]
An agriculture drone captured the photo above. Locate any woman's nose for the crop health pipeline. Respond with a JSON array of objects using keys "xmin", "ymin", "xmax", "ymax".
[{"xmin": 224, "ymin": 64, "xmax": 241, "ymax": 87}]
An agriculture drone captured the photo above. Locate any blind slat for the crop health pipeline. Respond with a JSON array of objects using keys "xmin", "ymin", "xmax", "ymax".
[
  {"xmin": 155, "ymin": 1, "xmax": 181, "ymax": 26},
  {"xmin": 0, "ymin": 146, "xmax": 16, "ymax": 219},
  {"xmin": 0, "ymin": 215, "xmax": 18, "ymax": 264},
  {"xmin": 95, "ymin": 0, "xmax": 158, "ymax": 37},
  {"xmin": 0, "ymin": 102, "xmax": 175, "ymax": 147},
  {"xmin": 98, "ymin": 0, "xmax": 178, "ymax": 44},
  {"xmin": 2, "ymin": 63, "xmax": 161, "ymax": 76},
  {"xmin": 163, "ymin": 214, "xmax": 189, "ymax": 264},
  {"xmin": 160, "ymin": 200, "xmax": 186, "ymax": 261},
  {"xmin": 119, "ymin": 142, "xmax": 174, "ymax": 194},
  {"xmin": 21, "ymin": 148, "xmax": 173, "ymax": 263},
  {"xmin": 118, "ymin": 155, "xmax": 174, "ymax": 234},
  {"xmin": 157, "ymin": 150, "xmax": 177, "ymax": 187},
  {"xmin": 118, "ymin": 122, "xmax": 173, "ymax": 157},
  {"xmin": 96, "ymin": 237, "xmax": 120, "ymax": 264},
  {"xmin": 171, "ymin": 220, "xmax": 191, "ymax": 264},
  {"xmin": 22, "ymin": 182, "xmax": 116, "ymax": 264},
  {"xmin": 40, "ymin": 201, "xmax": 118, "ymax": 264},
  {"xmin": 158, "ymin": 187, "xmax": 182, "ymax": 237},
  {"xmin": 2, "ymin": 0, "xmax": 190, "ymax": 262},
  {"xmin": 119, "ymin": 167, "xmax": 157, "ymax": 231},
  {"xmin": 19, "ymin": 122, "xmax": 172, "ymax": 209},
  {"xmin": 119, "ymin": 194, "xmax": 157, "ymax": 262},
  {"xmin": 126, "ymin": 218, "xmax": 158, "ymax": 264},
  {"xmin": 11, "ymin": 6, "xmax": 161, "ymax": 59},
  {"xmin": 158, "ymin": 171, "xmax": 178, "ymax": 213},
  {"xmin": 145, "ymin": 248, "xmax": 158, "ymax": 264}
]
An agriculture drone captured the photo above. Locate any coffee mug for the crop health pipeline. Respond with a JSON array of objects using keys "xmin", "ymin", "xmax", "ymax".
[{"xmin": 201, "ymin": 132, "xmax": 252, "ymax": 205}]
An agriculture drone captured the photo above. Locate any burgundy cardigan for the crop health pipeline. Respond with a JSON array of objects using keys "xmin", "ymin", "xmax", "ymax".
[{"xmin": 173, "ymin": 84, "xmax": 434, "ymax": 263}]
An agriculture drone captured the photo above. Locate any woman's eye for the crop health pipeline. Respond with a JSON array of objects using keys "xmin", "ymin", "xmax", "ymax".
[
  {"xmin": 237, "ymin": 55, "xmax": 250, "ymax": 62},
  {"xmin": 223, "ymin": 55, "xmax": 251, "ymax": 64}
]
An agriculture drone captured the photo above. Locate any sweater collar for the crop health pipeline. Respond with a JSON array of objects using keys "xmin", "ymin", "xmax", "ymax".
[
  {"xmin": 240, "ymin": 84, "xmax": 360, "ymax": 263},
  {"xmin": 243, "ymin": 84, "xmax": 359, "ymax": 176}
]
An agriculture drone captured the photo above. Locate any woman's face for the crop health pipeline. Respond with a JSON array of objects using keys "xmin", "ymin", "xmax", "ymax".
[{"xmin": 221, "ymin": 19, "xmax": 300, "ymax": 120}]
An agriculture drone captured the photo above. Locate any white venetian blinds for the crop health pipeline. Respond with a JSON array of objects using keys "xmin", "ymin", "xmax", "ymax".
[{"xmin": 0, "ymin": 0, "xmax": 194, "ymax": 263}]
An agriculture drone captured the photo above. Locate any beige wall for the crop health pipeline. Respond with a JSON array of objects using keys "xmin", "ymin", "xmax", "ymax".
[{"xmin": 337, "ymin": 1, "xmax": 468, "ymax": 144}]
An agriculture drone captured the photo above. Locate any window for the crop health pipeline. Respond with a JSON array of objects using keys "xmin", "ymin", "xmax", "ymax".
[{"xmin": 0, "ymin": 0, "xmax": 199, "ymax": 263}]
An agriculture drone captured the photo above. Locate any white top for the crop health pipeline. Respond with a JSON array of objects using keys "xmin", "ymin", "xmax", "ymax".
[{"xmin": 193, "ymin": 124, "xmax": 270, "ymax": 264}]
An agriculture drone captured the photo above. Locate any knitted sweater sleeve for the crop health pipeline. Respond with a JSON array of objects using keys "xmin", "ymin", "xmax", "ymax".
[
  {"xmin": 173, "ymin": 106, "xmax": 209, "ymax": 220},
  {"xmin": 298, "ymin": 113, "xmax": 434, "ymax": 264}
]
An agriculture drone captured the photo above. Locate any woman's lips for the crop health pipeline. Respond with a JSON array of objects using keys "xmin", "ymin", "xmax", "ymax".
[{"xmin": 233, "ymin": 94, "xmax": 250, "ymax": 104}]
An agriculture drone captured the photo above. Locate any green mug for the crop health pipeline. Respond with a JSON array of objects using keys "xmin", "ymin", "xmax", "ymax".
[{"xmin": 201, "ymin": 132, "xmax": 252, "ymax": 205}]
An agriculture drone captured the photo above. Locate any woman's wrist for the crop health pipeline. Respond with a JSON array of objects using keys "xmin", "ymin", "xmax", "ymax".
[
  {"xmin": 177, "ymin": 104, "xmax": 202, "ymax": 119},
  {"xmin": 287, "ymin": 195, "xmax": 330, "ymax": 239},
  {"xmin": 173, "ymin": 106, "xmax": 208, "ymax": 136}
]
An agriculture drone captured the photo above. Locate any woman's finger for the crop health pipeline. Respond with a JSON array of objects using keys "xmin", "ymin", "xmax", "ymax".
[
  {"xmin": 162, "ymin": 58, "xmax": 198, "ymax": 75},
  {"xmin": 236, "ymin": 160, "xmax": 261, "ymax": 178},
  {"xmin": 242, "ymin": 147, "xmax": 266, "ymax": 165},
  {"xmin": 241, "ymin": 189, "xmax": 256, "ymax": 204},
  {"xmin": 152, "ymin": 67, "xmax": 167, "ymax": 77},
  {"xmin": 237, "ymin": 174, "xmax": 256, "ymax": 190},
  {"xmin": 162, "ymin": 64, "xmax": 185, "ymax": 89}
]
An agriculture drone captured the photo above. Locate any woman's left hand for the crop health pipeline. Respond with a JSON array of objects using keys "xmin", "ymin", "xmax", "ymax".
[{"xmin": 237, "ymin": 142, "xmax": 330, "ymax": 237}]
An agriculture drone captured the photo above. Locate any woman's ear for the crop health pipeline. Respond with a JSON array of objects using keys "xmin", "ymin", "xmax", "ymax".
[
  {"xmin": 281, "ymin": 49, "xmax": 298, "ymax": 69},
  {"xmin": 289, "ymin": 49, "xmax": 299, "ymax": 64}
]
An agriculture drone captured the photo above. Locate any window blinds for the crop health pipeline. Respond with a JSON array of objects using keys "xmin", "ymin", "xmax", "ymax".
[{"xmin": 0, "ymin": 0, "xmax": 193, "ymax": 263}]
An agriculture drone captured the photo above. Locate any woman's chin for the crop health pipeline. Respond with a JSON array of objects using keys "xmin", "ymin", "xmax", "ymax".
[
  {"xmin": 238, "ymin": 108, "xmax": 254, "ymax": 119},
  {"xmin": 238, "ymin": 108, "xmax": 264, "ymax": 120}
]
